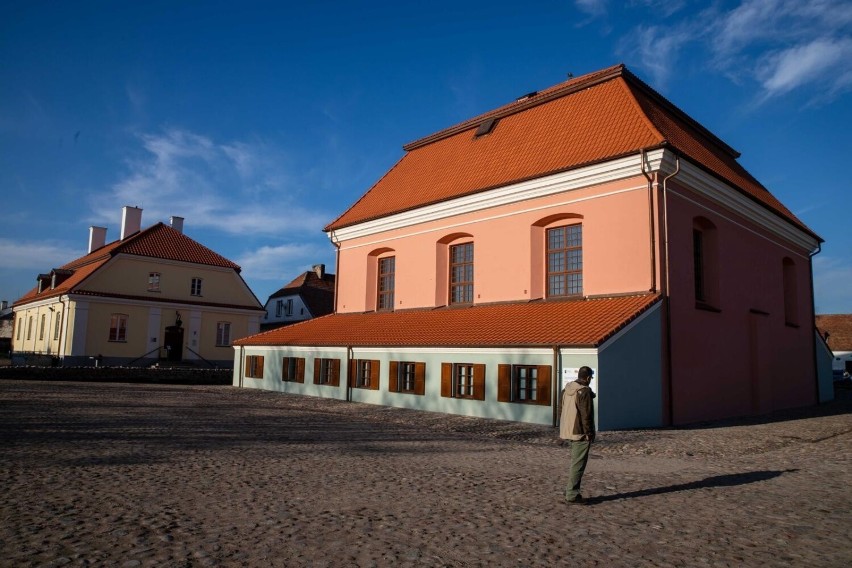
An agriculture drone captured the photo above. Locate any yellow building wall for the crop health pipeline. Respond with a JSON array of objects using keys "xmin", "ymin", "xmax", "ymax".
[
  {"xmin": 78, "ymin": 256, "xmax": 259, "ymax": 306},
  {"xmin": 83, "ymin": 302, "xmax": 151, "ymax": 359},
  {"xmin": 11, "ymin": 300, "xmax": 65, "ymax": 355}
]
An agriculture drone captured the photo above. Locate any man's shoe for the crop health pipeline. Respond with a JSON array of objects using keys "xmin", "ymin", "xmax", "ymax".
[{"xmin": 565, "ymin": 495, "xmax": 585, "ymax": 504}]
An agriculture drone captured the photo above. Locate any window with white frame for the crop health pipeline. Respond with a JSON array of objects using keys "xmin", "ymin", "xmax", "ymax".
[
  {"xmin": 191, "ymin": 277, "xmax": 203, "ymax": 296},
  {"xmin": 216, "ymin": 322, "xmax": 231, "ymax": 346},
  {"xmin": 148, "ymin": 272, "xmax": 161, "ymax": 292},
  {"xmin": 109, "ymin": 314, "xmax": 128, "ymax": 342}
]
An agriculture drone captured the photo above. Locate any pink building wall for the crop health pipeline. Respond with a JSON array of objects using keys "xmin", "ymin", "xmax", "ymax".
[
  {"xmin": 664, "ymin": 183, "xmax": 817, "ymax": 424},
  {"xmin": 334, "ymin": 176, "xmax": 655, "ymax": 313}
]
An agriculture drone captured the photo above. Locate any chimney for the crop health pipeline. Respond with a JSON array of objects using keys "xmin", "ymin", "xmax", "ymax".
[
  {"xmin": 170, "ymin": 215, "xmax": 184, "ymax": 234},
  {"xmin": 88, "ymin": 226, "xmax": 107, "ymax": 253},
  {"xmin": 121, "ymin": 206, "xmax": 143, "ymax": 240},
  {"xmin": 1, "ymin": 301, "xmax": 8, "ymax": 311},
  {"xmin": 313, "ymin": 264, "xmax": 325, "ymax": 278}
]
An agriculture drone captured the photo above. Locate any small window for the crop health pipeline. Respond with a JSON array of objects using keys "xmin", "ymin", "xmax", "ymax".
[
  {"xmin": 54, "ymin": 312, "xmax": 61, "ymax": 340},
  {"xmin": 191, "ymin": 277, "xmax": 203, "ymax": 296},
  {"xmin": 39, "ymin": 314, "xmax": 46, "ymax": 341},
  {"xmin": 148, "ymin": 272, "xmax": 161, "ymax": 292},
  {"xmin": 692, "ymin": 217, "xmax": 719, "ymax": 309},
  {"xmin": 449, "ymin": 243, "xmax": 474, "ymax": 305},
  {"xmin": 245, "ymin": 355, "xmax": 264, "ymax": 379},
  {"xmin": 313, "ymin": 358, "xmax": 341, "ymax": 386},
  {"xmin": 284, "ymin": 299, "xmax": 293, "ymax": 317},
  {"xmin": 474, "ymin": 117, "xmax": 497, "ymax": 137},
  {"xmin": 497, "ymin": 364, "xmax": 552, "ymax": 406},
  {"xmin": 216, "ymin": 322, "xmax": 231, "ymax": 346},
  {"xmin": 389, "ymin": 361, "xmax": 426, "ymax": 395},
  {"xmin": 282, "ymin": 357, "xmax": 306, "ymax": 383},
  {"xmin": 109, "ymin": 314, "xmax": 128, "ymax": 342},
  {"xmin": 441, "ymin": 363, "xmax": 485, "ymax": 400},
  {"xmin": 377, "ymin": 256, "xmax": 395, "ymax": 311},
  {"xmin": 27, "ymin": 316, "xmax": 33, "ymax": 340},
  {"xmin": 16, "ymin": 317, "xmax": 22, "ymax": 341},
  {"xmin": 276, "ymin": 299, "xmax": 284, "ymax": 317},
  {"xmin": 350, "ymin": 359, "xmax": 380, "ymax": 390}
]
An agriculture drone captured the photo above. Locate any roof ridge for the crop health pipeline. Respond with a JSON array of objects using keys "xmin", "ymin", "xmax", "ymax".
[
  {"xmin": 616, "ymin": 75, "xmax": 666, "ymax": 145},
  {"xmin": 401, "ymin": 64, "xmax": 627, "ymax": 152}
]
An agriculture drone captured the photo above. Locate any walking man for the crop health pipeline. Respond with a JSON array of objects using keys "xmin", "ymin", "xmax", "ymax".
[{"xmin": 559, "ymin": 366, "xmax": 596, "ymax": 504}]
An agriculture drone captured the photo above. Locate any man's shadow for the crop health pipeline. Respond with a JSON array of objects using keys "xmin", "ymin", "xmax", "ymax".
[{"xmin": 588, "ymin": 469, "xmax": 797, "ymax": 504}]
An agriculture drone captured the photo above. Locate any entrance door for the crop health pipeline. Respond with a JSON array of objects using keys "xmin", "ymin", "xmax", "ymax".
[{"xmin": 164, "ymin": 325, "xmax": 184, "ymax": 362}]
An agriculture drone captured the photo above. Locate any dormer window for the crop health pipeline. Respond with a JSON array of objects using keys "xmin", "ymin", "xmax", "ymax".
[{"xmin": 474, "ymin": 118, "xmax": 498, "ymax": 138}]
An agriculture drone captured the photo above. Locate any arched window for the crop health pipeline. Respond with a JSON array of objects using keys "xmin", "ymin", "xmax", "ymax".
[
  {"xmin": 436, "ymin": 233, "xmax": 474, "ymax": 306},
  {"xmin": 782, "ymin": 257, "xmax": 798, "ymax": 326},
  {"xmin": 366, "ymin": 248, "xmax": 395, "ymax": 311},
  {"xmin": 530, "ymin": 213, "xmax": 583, "ymax": 299},
  {"xmin": 692, "ymin": 217, "xmax": 719, "ymax": 308}
]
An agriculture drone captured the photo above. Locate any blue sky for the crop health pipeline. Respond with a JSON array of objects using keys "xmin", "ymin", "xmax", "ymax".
[{"xmin": 1, "ymin": 0, "xmax": 850, "ymax": 313}]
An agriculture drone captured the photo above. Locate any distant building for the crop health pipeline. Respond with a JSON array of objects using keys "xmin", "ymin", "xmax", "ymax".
[
  {"xmin": 261, "ymin": 265, "xmax": 335, "ymax": 331},
  {"xmin": 12, "ymin": 207, "xmax": 264, "ymax": 367},
  {"xmin": 816, "ymin": 314, "xmax": 852, "ymax": 377},
  {"xmin": 0, "ymin": 301, "xmax": 13, "ymax": 357},
  {"xmin": 233, "ymin": 64, "xmax": 827, "ymax": 429}
]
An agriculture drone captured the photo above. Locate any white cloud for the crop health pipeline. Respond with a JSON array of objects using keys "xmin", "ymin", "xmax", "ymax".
[
  {"xmin": 622, "ymin": 23, "xmax": 696, "ymax": 86},
  {"xmin": 236, "ymin": 242, "xmax": 333, "ymax": 282},
  {"xmin": 813, "ymin": 255, "xmax": 852, "ymax": 314},
  {"xmin": 575, "ymin": 0, "xmax": 608, "ymax": 17},
  {"xmin": 91, "ymin": 128, "xmax": 332, "ymax": 237},
  {"xmin": 756, "ymin": 37, "xmax": 852, "ymax": 100},
  {"xmin": 0, "ymin": 239, "xmax": 84, "ymax": 270}
]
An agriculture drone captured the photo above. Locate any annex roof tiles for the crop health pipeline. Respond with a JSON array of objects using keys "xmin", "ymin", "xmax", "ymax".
[
  {"xmin": 236, "ymin": 293, "xmax": 660, "ymax": 348},
  {"xmin": 816, "ymin": 314, "xmax": 852, "ymax": 352}
]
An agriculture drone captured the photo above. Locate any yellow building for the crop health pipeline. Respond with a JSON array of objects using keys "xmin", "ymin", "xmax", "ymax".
[{"xmin": 12, "ymin": 207, "xmax": 264, "ymax": 367}]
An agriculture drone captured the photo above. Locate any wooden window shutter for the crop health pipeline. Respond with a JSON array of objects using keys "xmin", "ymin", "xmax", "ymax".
[
  {"xmin": 256, "ymin": 356, "xmax": 265, "ymax": 378},
  {"xmin": 313, "ymin": 358, "xmax": 321, "ymax": 384},
  {"xmin": 245, "ymin": 356, "xmax": 252, "ymax": 376},
  {"xmin": 296, "ymin": 358, "xmax": 306, "ymax": 383},
  {"xmin": 370, "ymin": 360, "xmax": 381, "ymax": 390},
  {"xmin": 388, "ymin": 361, "xmax": 399, "ymax": 392},
  {"xmin": 349, "ymin": 359, "xmax": 358, "ymax": 387},
  {"xmin": 441, "ymin": 363, "xmax": 452, "ymax": 398},
  {"xmin": 331, "ymin": 359, "xmax": 341, "ymax": 387},
  {"xmin": 536, "ymin": 365, "xmax": 552, "ymax": 406},
  {"xmin": 497, "ymin": 364, "xmax": 512, "ymax": 403},
  {"xmin": 473, "ymin": 363, "xmax": 486, "ymax": 400},
  {"xmin": 414, "ymin": 362, "xmax": 426, "ymax": 395}
]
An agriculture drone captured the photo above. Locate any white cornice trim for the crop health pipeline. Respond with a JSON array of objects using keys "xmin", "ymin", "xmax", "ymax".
[
  {"xmin": 332, "ymin": 150, "xmax": 666, "ymax": 241},
  {"xmin": 658, "ymin": 154, "xmax": 819, "ymax": 252},
  {"xmin": 331, "ymin": 148, "xmax": 817, "ymax": 253}
]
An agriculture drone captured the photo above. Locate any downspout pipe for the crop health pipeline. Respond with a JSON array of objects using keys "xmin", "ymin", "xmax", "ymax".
[
  {"xmin": 57, "ymin": 296, "xmax": 68, "ymax": 364},
  {"xmin": 661, "ymin": 153, "xmax": 681, "ymax": 426},
  {"xmin": 330, "ymin": 230, "xmax": 342, "ymax": 313},
  {"xmin": 552, "ymin": 346, "xmax": 560, "ymax": 428},
  {"xmin": 238, "ymin": 346, "xmax": 245, "ymax": 388},
  {"xmin": 345, "ymin": 346, "xmax": 353, "ymax": 402},
  {"xmin": 640, "ymin": 149, "xmax": 657, "ymax": 293},
  {"xmin": 808, "ymin": 241, "xmax": 823, "ymax": 404}
]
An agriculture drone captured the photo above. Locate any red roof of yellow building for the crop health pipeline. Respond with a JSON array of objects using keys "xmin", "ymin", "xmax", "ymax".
[
  {"xmin": 236, "ymin": 293, "xmax": 660, "ymax": 348},
  {"xmin": 325, "ymin": 64, "xmax": 815, "ymax": 239},
  {"xmin": 14, "ymin": 222, "xmax": 244, "ymax": 307}
]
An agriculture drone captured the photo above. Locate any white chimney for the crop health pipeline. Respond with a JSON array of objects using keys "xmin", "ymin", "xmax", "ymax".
[
  {"xmin": 170, "ymin": 216, "xmax": 184, "ymax": 234},
  {"xmin": 313, "ymin": 264, "xmax": 325, "ymax": 278},
  {"xmin": 88, "ymin": 226, "xmax": 107, "ymax": 253},
  {"xmin": 121, "ymin": 206, "xmax": 143, "ymax": 240}
]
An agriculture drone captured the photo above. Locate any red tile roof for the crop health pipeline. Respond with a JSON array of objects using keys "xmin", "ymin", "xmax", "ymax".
[
  {"xmin": 14, "ymin": 222, "xmax": 243, "ymax": 307},
  {"xmin": 236, "ymin": 293, "xmax": 660, "ymax": 348},
  {"xmin": 325, "ymin": 64, "xmax": 816, "ymax": 240},
  {"xmin": 816, "ymin": 314, "xmax": 852, "ymax": 352}
]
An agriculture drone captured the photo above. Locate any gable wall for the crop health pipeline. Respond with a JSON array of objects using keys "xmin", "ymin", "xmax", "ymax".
[{"xmin": 664, "ymin": 181, "xmax": 817, "ymax": 424}]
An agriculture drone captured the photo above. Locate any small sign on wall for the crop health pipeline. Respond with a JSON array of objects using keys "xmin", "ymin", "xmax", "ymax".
[{"xmin": 561, "ymin": 367, "xmax": 597, "ymax": 393}]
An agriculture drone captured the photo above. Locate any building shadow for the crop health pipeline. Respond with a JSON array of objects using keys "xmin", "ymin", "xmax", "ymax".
[{"xmin": 589, "ymin": 469, "xmax": 797, "ymax": 504}]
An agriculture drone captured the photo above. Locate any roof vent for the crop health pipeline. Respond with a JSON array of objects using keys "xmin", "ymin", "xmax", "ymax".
[
  {"xmin": 515, "ymin": 91, "xmax": 538, "ymax": 102},
  {"xmin": 474, "ymin": 118, "xmax": 498, "ymax": 138}
]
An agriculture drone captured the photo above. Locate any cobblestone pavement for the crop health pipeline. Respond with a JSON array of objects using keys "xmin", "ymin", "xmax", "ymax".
[{"xmin": 1, "ymin": 380, "xmax": 850, "ymax": 567}]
